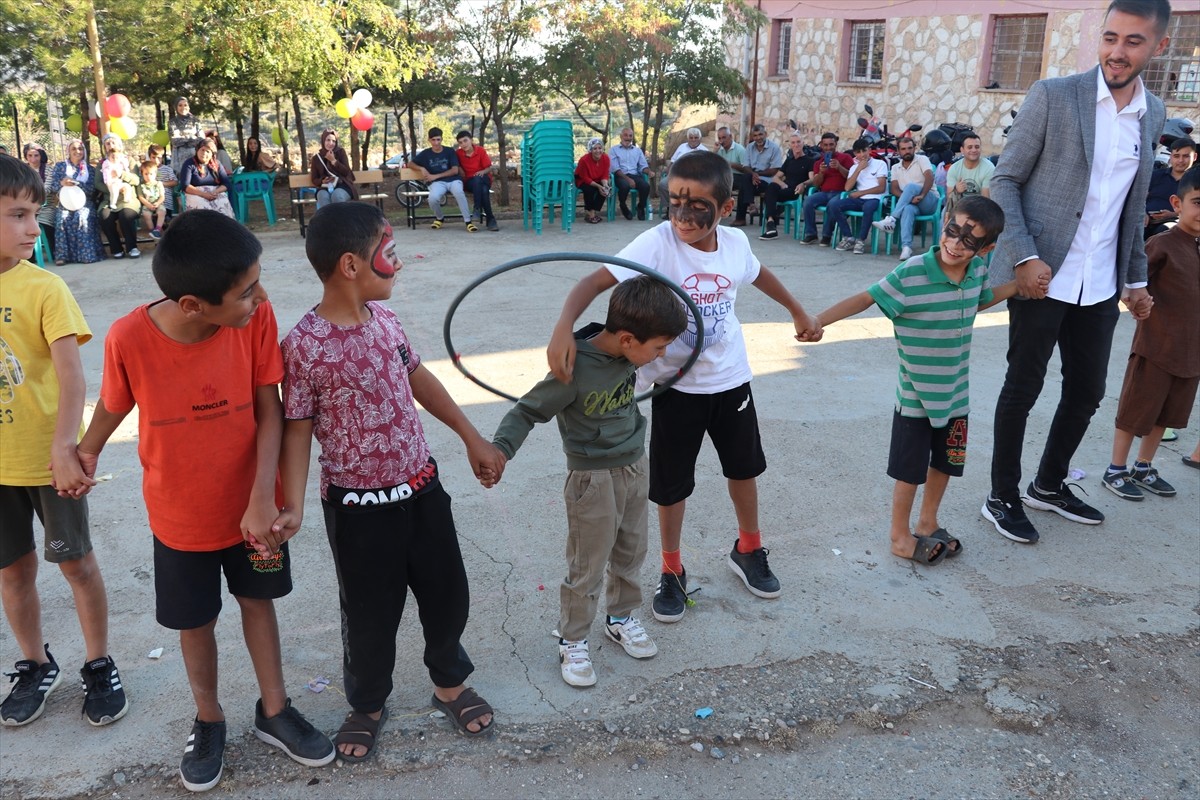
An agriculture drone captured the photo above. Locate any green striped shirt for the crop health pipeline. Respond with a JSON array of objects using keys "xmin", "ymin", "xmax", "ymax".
[{"xmin": 866, "ymin": 248, "xmax": 994, "ymax": 428}]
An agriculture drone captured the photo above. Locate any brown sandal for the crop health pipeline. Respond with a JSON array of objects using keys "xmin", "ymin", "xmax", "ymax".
[
  {"xmin": 431, "ymin": 687, "xmax": 494, "ymax": 738},
  {"xmin": 334, "ymin": 707, "xmax": 388, "ymax": 762}
]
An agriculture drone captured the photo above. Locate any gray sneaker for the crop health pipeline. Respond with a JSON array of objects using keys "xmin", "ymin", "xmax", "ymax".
[{"xmin": 835, "ymin": 237, "xmax": 856, "ymax": 251}]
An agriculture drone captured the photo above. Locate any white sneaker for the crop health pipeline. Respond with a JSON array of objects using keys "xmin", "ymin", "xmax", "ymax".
[
  {"xmin": 899, "ymin": 246, "xmax": 913, "ymax": 260},
  {"xmin": 558, "ymin": 639, "xmax": 596, "ymax": 687},
  {"xmin": 872, "ymin": 215, "xmax": 896, "ymax": 232},
  {"xmin": 128, "ymin": 247, "xmax": 141, "ymax": 258},
  {"xmin": 604, "ymin": 616, "xmax": 658, "ymax": 659}
]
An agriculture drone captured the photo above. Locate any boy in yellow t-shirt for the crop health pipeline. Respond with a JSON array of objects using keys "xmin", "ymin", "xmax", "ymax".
[{"xmin": 0, "ymin": 154, "xmax": 128, "ymax": 728}]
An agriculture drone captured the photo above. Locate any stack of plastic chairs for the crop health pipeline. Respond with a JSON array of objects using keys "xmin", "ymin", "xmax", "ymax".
[{"xmin": 521, "ymin": 120, "xmax": 577, "ymax": 234}]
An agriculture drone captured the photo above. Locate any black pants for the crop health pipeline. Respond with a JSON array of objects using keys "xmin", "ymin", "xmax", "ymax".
[
  {"xmin": 99, "ymin": 207, "xmax": 138, "ymax": 254},
  {"xmin": 990, "ymin": 294, "xmax": 1120, "ymax": 499},
  {"xmin": 464, "ymin": 175, "xmax": 494, "ymax": 223},
  {"xmin": 615, "ymin": 173, "xmax": 650, "ymax": 215},
  {"xmin": 322, "ymin": 481, "xmax": 473, "ymax": 713},
  {"xmin": 734, "ymin": 173, "xmax": 768, "ymax": 220},
  {"xmin": 762, "ymin": 181, "xmax": 801, "ymax": 225},
  {"xmin": 579, "ymin": 183, "xmax": 606, "ymax": 212}
]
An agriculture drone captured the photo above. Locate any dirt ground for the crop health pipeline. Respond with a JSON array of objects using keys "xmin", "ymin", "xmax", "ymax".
[{"xmin": 1, "ymin": 207, "xmax": 1197, "ymax": 800}]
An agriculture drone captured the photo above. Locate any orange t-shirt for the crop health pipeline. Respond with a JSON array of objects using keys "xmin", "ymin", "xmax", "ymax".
[{"xmin": 100, "ymin": 300, "xmax": 284, "ymax": 551}]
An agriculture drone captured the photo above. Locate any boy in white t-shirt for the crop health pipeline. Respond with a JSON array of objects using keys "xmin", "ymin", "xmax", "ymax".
[
  {"xmin": 825, "ymin": 138, "xmax": 889, "ymax": 254},
  {"xmin": 546, "ymin": 151, "xmax": 823, "ymax": 623}
]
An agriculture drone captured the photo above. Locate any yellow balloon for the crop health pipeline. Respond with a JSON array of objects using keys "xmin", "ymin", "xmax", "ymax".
[
  {"xmin": 335, "ymin": 98, "xmax": 357, "ymax": 119},
  {"xmin": 110, "ymin": 116, "xmax": 138, "ymax": 139}
]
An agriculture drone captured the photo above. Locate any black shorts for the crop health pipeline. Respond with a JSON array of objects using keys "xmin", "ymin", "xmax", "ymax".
[
  {"xmin": 0, "ymin": 485, "xmax": 91, "ymax": 569},
  {"xmin": 153, "ymin": 537, "xmax": 293, "ymax": 630},
  {"xmin": 649, "ymin": 383, "xmax": 767, "ymax": 506},
  {"xmin": 886, "ymin": 410, "xmax": 968, "ymax": 485}
]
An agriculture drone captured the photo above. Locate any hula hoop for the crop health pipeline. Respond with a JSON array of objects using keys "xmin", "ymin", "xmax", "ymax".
[{"xmin": 443, "ymin": 252, "xmax": 704, "ymax": 403}]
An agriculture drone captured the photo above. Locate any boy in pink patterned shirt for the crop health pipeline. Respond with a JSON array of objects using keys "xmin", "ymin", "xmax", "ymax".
[{"xmin": 274, "ymin": 201, "xmax": 506, "ymax": 761}]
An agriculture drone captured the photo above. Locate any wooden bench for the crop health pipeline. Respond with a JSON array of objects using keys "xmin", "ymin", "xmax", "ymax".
[
  {"xmin": 394, "ymin": 166, "xmax": 493, "ymax": 230},
  {"xmin": 288, "ymin": 169, "xmax": 388, "ymax": 237}
]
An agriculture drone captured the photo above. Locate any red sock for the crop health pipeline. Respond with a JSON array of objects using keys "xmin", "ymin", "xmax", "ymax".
[
  {"xmin": 662, "ymin": 549, "xmax": 683, "ymax": 575},
  {"xmin": 736, "ymin": 529, "xmax": 762, "ymax": 554}
]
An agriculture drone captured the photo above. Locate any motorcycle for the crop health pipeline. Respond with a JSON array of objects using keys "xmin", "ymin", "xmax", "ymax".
[{"xmin": 856, "ymin": 104, "xmax": 922, "ymax": 167}]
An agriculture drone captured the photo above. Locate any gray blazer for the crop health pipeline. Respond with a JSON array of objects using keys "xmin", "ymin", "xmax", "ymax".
[{"xmin": 989, "ymin": 66, "xmax": 1165, "ymax": 290}]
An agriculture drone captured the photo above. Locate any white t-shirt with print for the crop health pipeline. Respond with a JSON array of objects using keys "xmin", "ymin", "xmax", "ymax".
[
  {"xmin": 851, "ymin": 158, "xmax": 889, "ymax": 198},
  {"xmin": 607, "ymin": 222, "xmax": 760, "ymax": 394}
]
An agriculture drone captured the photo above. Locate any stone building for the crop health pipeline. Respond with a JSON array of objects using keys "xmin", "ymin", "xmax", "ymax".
[{"xmin": 721, "ymin": 0, "xmax": 1198, "ymax": 153}]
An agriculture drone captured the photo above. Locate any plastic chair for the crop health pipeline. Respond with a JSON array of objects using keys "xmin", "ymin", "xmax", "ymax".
[
  {"xmin": 883, "ymin": 185, "xmax": 944, "ymax": 255},
  {"xmin": 231, "ymin": 172, "xmax": 277, "ymax": 225},
  {"xmin": 832, "ymin": 192, "xmax": 886, "ymax": 253},
  {"xmin": 758, "ymin": 195, "xmax": 802, "ymax": 236},
  {"xmin": 32, "ymin": 228, "xmax": 51, "ymax": 267}
]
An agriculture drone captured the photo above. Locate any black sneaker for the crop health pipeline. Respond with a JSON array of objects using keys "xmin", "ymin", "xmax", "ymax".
[
  {"xmin": 1022, "ymin": 481, "xmax": 1104, "ymax": 524},
  {"xmin": 727, "ymin": 541, "xmax": 782, "ymax": 598},
  {"xmin": 759, "ymin": 226, "xmax": 778, "ymax": 240},
  {"xmin": 981, "ymin": 494, "xmax": 1040, "ymax": 544},
  {"xmin": 799, "ymin": 235, "xmax": 819, "ymax": 245},
  {"xmin": 1101, "ymin": 469, "xmax": 1144, "ymax": 501},
  {"xmin": 621, "ymin": 204, "xmax": 633, "ymax": 221},
  {"xmin": 818, "ymin": 237, "xmax": 832, "ymax": 247},
  {"xmin": 180, "ymin": 717, "xmax": 226, "ymax": 792},
  {"xmin": 80, "ymin": 655, "xmax": 129, "ymax": 726},
  {"xmin": 253, "ymin": 698, "xmax": 335, "ymax": 767},
  {"xmin": 1130, "ymin": 467, "xmax": 1177, "ymax": 497},
  {"xmin": 652, "ymin": 569, "xmax": 688, "ymax": 623},
  {"xmin": 0, "ymin": 644, "xmax": 62, "ymax": 726}
]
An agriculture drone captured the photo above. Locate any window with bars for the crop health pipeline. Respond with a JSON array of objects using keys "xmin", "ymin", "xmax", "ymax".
[
  {"xmin": 771, "ymin": 20, "xmax": 793, "ymax": 76},
  {"xmin": 987, "ymin": 15, "xmax": 1046, "ymax": 90},
  {"xmin": 848, "ymin": 21, "xmax": 885, "ymax": 83},
  {"xmin": 1143, "ymin": 12, "xmax": 1200, "ymax": 103}
]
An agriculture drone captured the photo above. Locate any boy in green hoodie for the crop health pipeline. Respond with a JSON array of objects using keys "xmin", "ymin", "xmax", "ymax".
[{"xmin": 493, "ymin": 276, "xmax": 687, "ymax": 688}]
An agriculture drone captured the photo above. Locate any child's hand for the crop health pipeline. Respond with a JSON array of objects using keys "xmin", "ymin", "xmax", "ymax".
[
  {"xmin": 547, "ymin": 328, "xmax": 578, "ymax": 383},
  {"xmin": 240, "ymin": 497, "xmax": 280, "ymax": 554},
  {"xmin": 467, "ymin": 438, "xmax": 507, "ymax": 488},
  {"xmin": 264, "ymin": 507, "xmax": 303, "ymax": 554},
  {"xmin": 49, "ymin": 446, "xmax": 98, "ymax": 498},
  {"xmin": 793, "ymin": 311, "xmax": 824, "ymax": 343}
]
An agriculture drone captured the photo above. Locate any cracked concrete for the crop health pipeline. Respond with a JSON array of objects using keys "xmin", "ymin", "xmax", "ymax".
[{"xmin": 1, "ymin": 213, "xmax": 1196, "ymax": 798}]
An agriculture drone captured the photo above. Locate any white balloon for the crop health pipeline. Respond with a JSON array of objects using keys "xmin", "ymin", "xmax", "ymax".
[
  {"xmin": 94, "ymin": 100, "xmax": 103, "ymax": 117},
  {"xmin": 60, "ymin": 185, "xmax": 86, "ymax": 211},
  {"xmin": 351, "ymin": 88, "xmax": 373, "ymax": 109}
]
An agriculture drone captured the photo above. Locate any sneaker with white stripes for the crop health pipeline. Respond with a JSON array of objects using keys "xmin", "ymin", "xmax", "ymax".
[
  {"xmin": 604, "ymin": 616, "xmax": 658, "ymax": 659},
  {"xmin": 80, "ymin": 655, "xmax": 129, "ymax": 726},
  {"xmin": 180, "ymin": 717, "xmax": 226, "ymax": 792},
  {"xmin": 558, "ymin": 639, "xmax": 597, "ymax": 687},
  {"xmin": 1, "ymin": 644, "xmax": 62, "ymax": 726}
]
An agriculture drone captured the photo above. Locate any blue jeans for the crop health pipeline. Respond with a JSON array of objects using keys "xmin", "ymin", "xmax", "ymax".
[
  {"xmin": 315, "ymin": 187, "xmax": 351, "ymax": 209},
  {"xmin": 825, "ymin": 195, "xmax": 881, "ymax": 240},
  {"xmin": 891, "ymin": 183, "xmax": 938, "ymax": 247},
  {"xmin": 802, "ymin": 190, "xmax": 839, "ymax": 239}
]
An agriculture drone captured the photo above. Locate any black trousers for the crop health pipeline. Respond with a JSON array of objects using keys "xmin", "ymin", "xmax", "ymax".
[
  {"xmin": 615, "ymin": 172, "xmax": 650, "ymax": 214},
  {"xmin": 464, "ymin": 175, "xmax": 494, "ymax": 223},
  {"xmin": 322, "ymin": 482, "xmax": 473, "ymax": 712},
  {"xmin": 579, "ymin": 183, "xmax": 606, "ymax": 212},
  {"xmin": 734, "ymin": 172, "xmax": 768, "ymax": 219},
  {"xmin": 762, "ymin": 181, "xmax": 801, "ymax": 225},
  {"xmin": 99, "ymin": 207, "xmax": 138, "ymax": 253},
  {"xmin": 990, "ymin": 293, "xmax": 1120, "ymax": 499}
]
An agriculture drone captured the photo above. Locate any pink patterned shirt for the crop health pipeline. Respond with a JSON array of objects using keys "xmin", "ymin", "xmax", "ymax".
[{"xmin": 281, "ymin": 302, "xmax": 430, "ymax": 498}]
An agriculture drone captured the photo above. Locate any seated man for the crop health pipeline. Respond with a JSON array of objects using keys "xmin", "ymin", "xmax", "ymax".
[
  {"xmin": 799, "ymin": 132, "xmax": 853, "ymax": 245},
  {"xmin": 715, "ymin": 126, "xmax": 746, "ymax": 170},
  {"xmin": 824, "ymin": 138, "xmax": 888, "ymax": 253},
  {"xmin": 759, "ymin": 132, "xmax": 813, "ymax": 240},
  {"xmin": 411, "ymin": 127, "xmax": 475, "ymax": 231},
  {"xmin": 943, "ymin": 132, "xmax": 994, "ymax": 221},
  {"xmin": 1145, "ymin": 136, "xmax": 1197, "ymax": 239},
  {"xmin": 872, "ymin": 137, "xmax": 936, "ymax": 260},
  {"xmin": 732, "ymin": 124, "xmax": 783, "ymax": 226},
  {"xmin": 455, "ymin": 130, "xmax": 499, "ymax": 231},
  {"xmin": 608, "ymin": 128, "xmax": 652, "ymax": 220},
  {"xmin": 669, "ymin": 128, "xmax": 708, "ymax": 163}
]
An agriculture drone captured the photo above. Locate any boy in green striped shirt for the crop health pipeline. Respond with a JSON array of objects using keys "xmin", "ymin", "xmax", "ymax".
[{"xmin": 815, "ymin": 196, "xmax": 1021, "ymax": 565}]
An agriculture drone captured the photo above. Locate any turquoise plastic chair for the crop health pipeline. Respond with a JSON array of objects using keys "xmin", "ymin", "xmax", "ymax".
[
  {"xmin": 32, "ymin": 228, "xmax": 51, "ymax": 267},
  {"xmin": 231, "ymin": 172, "xmax": 276, "ymax": 225},
  {"xmin": 883, "ymin": 185, "xmax": 944, "ymax": 255}
]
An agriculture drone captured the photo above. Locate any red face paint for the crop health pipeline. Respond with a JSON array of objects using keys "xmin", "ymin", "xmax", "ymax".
[{"xmin": 371, "ymin": 224, "xmax": 400, "ymax": 278}]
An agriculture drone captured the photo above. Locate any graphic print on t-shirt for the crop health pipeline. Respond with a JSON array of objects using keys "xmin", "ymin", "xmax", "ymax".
[
  {"xmin": 678, "ymin": 272, "xmax": 730, "ymax": 350},
  {"xmin": 0, "ymin": 336, "xmax": 24, "ymax": 405}
]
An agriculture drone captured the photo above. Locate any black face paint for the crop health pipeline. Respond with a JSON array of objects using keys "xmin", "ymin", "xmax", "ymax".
[
  {"xmin": 370, "ymin": 223, "xmax": 399, "ymax": 279},
  {"xmin": 669, "ymin": 188, "xmax": 717, "ymax": 231}
]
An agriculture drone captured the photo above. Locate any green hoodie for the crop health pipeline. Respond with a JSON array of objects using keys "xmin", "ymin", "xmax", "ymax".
[{"xmin": 493, "ymin": 323, "xmax": 646, "ymax": 471}]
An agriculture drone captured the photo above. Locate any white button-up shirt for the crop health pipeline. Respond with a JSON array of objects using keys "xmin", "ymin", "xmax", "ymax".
[{"xmin": 1047, "ymin": 74, "xmax": 1147, "ymax": 305}]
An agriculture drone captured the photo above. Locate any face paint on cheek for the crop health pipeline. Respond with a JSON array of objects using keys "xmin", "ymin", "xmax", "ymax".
[
  {"xmin": 371, "ymin": 226, "xmax": 399, "ymax": 278},
  {"xmin": 669, "ymin": 196, "xmax": 717, "ymax": 230}
]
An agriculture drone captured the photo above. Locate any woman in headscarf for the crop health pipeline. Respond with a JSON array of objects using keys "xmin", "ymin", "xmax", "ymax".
[
  {"xmin": 23, "ymin": 143, "xmax": 56, "ymax": 253},
  {"xmin": 46, "ymin": 139, "xmax": 104, "ymax": 265},
  {"xmin": 169, "ymin": 96, "xmax": 204, "ymax": 171},
  {"xmin": 574, "ymin": 137, "xmax": 611, "ymax": 224},
  {"xmin": 204, "ymin": 129, "xmax": 235, "ymax": 174},
  {"xmin": 96, "ymin": 134, "xmax": 143, "ymax": 258},
  {"xmin": 309, "ymin": 128, "xmax": 358, "ymax": 208},
  {"xmin": 179, "ymin": 139, "xmax": 235, "ymax": 218}
]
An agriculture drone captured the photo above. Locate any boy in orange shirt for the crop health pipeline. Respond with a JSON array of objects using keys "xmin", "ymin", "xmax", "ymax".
[{"xmin": 74, "ymin": 210, "xmax": 333, "ymax": 792}]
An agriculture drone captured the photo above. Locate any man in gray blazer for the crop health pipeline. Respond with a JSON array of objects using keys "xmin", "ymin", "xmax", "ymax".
[{"xmin": 983, "ymin": 0, "xmax": 1171, "ymax": 545}]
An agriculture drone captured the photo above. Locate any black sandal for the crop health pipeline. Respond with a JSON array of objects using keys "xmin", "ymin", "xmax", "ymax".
[
  {"xmin": 929, "ymin": 528, "xmax": 963, "ymax": 558},
  {"xmin": 431, "ymin": 687, "xmax": 494, "ymax": 738},
  {"xmin": 334, "ymin": 707, "xmax": 387, "ymax": 763},
  {"xmin": 901, "ymin": 535, "xmax": 947, "ymax": 565}
]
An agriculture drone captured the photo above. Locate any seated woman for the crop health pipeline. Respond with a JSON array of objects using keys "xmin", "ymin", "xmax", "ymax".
[
  {"xmin": 242, "ymin": 136, "xmax": 278, "ymax": 173},
  {"xmin": 205, "ymin": 129, "xmax": 236, "ymax": 174},
  {"xmin": 97, "ymin": 134, "xmax": 143, "ymax": 258},
  {"xmin": 48, "ymin": 138, "xmax": 105, "ymax": 265},
  {"xmin": 180, "ymin": 140, "xmax": 235, "ymax": 218},
  {"xmin": 23, "ymin": 143, "xmax": 55, "ymax": 254},
  {"xmin": 309, "ymin": 129, "xmax": 358, "ymax": 208},
  {"xmin": 574, "ymin": 137, "xmax": 611, "ymax": 224}
]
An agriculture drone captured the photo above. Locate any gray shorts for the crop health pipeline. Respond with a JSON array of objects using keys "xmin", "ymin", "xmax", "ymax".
[{"xmin": 0, "ymin": 484, "xmax": 92, "ymax": 569}]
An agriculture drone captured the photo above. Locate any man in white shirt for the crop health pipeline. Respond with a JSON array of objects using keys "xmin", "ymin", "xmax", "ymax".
[
  {"xmin": 982, "ymin": 0, "xmax": 1169, "ymax": 545},
  {"xmin": 872, "ymin": 137, "xmax": 936, "ymax": 260},
  {"xmin": 609, "ymin": 128, "xmax": 652, "ymax": 220}
]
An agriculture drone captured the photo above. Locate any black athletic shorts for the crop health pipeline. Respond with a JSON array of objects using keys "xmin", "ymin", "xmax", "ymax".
[
  {"xmin": 153, "ymin": 537, "xmax": 292, "ymax": 630},
  {"xmin": 886, "ymin": 410, "xmax": 968, "ymax": 485}
]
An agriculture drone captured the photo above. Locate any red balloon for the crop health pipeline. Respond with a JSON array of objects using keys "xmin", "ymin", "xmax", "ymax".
[
  {"xmin": 105, "ymin": 93, "xmax": 132, "ymax": 118},
  {"xmin": 87, "ymin": 117, "xmax": 99, "ymax": 136},
  {"xmin": 350, "ymin": 108, "xmax": 375, "ymax": 132}
]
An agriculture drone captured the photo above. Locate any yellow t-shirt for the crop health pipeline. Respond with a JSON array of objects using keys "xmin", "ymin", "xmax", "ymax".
[{"xmin": 0, "ymin": 260, "xmax": 92, "ymax": 485}]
